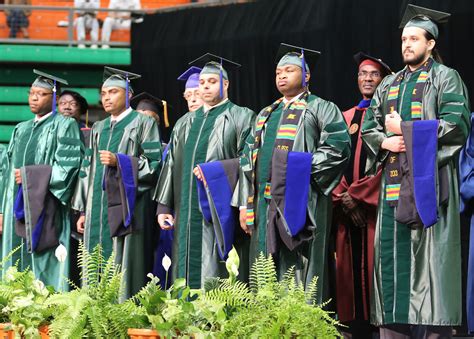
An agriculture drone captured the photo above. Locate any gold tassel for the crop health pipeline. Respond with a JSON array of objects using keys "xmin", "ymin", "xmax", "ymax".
[{"xmin": 162, "ymin": 100, "xmax": 169, "ymax": 127}]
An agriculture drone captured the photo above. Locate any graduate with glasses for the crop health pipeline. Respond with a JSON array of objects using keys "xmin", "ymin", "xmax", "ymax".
[
  {"xmin": 332, "ymin": 52, "xmax": 392, "ymax": 338},
  {"xmin": 0, "ymin": 70, "xmax": 82, "ymax": 291}
]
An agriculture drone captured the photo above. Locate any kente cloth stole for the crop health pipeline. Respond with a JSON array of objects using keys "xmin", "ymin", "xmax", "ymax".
[
  {"xmin": 246, "ymin": 91, "xmax": 309, "ymax": 229},
  {"xmin": 385, "ymin": 58, "xmax": 433, "ymax": 206}
]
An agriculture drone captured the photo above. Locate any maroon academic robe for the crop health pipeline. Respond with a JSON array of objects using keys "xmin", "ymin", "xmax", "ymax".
[{"xmin": 332, "ymin": 106, "xmax": 381, "ymax": 322}]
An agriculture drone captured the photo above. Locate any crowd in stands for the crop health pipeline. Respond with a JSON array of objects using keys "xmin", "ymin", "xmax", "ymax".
[
  {"xmin": 2, "ymin": 0, "xmax": 142, "ymax": 47},
  {"xmin": 1, "ymin": 0, "xmax": 246, "ymax": 45}
]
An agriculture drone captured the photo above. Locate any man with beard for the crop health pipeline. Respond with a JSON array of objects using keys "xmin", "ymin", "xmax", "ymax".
[
  {"xmin": 239, "ymin": 43, "xmax": 351, "ymax": 304},
  {"xmin": 362, "ymin": 5, "xmax": 470, "ymax": 337},
  {"xmin": 332, "ymin": 52, "xmax": 391, "ymax": 338},
  {"xmin": 155, "ymin": 54, "xmax": 255, "ymax": 288},
  {"xmin": 74, "ymin": 67, "xmax": 161, "ymax": 298},
  {"xmin": 0, "ymin": 70, "xmax": 82, "ymax": 291}
]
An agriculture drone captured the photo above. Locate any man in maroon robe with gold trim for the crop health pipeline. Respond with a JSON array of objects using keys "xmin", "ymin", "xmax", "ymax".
[{"xmin": 332, "ymin": 52, "xmax": 391, "ymax": 338}]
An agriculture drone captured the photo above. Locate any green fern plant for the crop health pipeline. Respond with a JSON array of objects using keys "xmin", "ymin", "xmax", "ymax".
[
  {"xmin": 217, "ymin": 252, "xmax": 342, "ymax": 338},
  {"xmin": 134, "ymin": 247, "xmax": 341, "ymax": 338},
  {"xmin": 0, "ymin": 245, "xmax": 21, "ymax": 323},
  {"xmin": 249, "ymin": 252, "xmax": 278, "ymax": 294},
  {"xmin": 46, "ymin": 243, "xmax": 146, "ymax": 338}
]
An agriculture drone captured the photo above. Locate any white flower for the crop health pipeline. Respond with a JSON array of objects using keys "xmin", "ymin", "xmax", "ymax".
[
  {"xmin": 55, "ymin": 244, "xmax": 67, "ymax": 263},
  {"xmin": 33, "ymin": 279, "xmax": 44, "ymax": 290},
  {"xmin": 32, "ymin": 279, "xmax": 48, "ymax": 296},
  {"xmin": 225, "ymin": 247, "xmax": 240, "ymax": 277},
  {"xmin": 12, "ymin": 294, "xmax": 34, "ymax": 308},
  {"xmin": 162, "ymin": 254, "xmax": 171, "ymax": 272},
  {"xmin": 231, "ymin": 264, "xmax": 239, "ymax": 277},
  {"xmin": 5, "ymin": 266, "xmax": 18, "ymax": 282}
]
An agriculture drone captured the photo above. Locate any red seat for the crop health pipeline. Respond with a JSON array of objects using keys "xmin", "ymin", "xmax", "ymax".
[{"xmin": 1, "ymin": 0, "xmax": 191, "ymax": 42}]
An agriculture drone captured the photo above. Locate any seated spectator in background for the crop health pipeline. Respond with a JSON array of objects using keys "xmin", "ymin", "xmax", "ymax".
[
  {"xmin": 74, "ymin": 0, "xmax": 100, "ymax": 49},
  {"xmin": 5, "ymin": 0, "xmax": 31, "ymax": 39},
  {"xmin": 101, "ymin": 0, "xmax": 141, "ymax": 49},
  {"xmin": 59, "ymin": 90, "xmax": 89, "ymax": 128}
]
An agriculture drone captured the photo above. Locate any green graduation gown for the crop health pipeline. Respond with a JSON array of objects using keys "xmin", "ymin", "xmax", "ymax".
[
  {"xmin": 155, "ymin": 99, "xmax": 255, "ymax": 288},
  {"xmin": 240, "ymin": 94, "xmax": 351, "ymax": 303},
  {"xmin": 0, "ymin": 144, "xmax": 8, "ymax": 210},
  {"xmin": 73, "ymin": 109, "xmax": 161, "ymax": 299},
  {"xmin": 1, "ymin": 114, "xmax": 82, "ymax": 291},
  {"xmin": 361, "ymin": 60, "xmax": 470, "ymax": 326}
]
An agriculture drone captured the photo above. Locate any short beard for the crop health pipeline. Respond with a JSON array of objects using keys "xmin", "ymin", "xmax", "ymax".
[{"xmin": 403, "ymin": 52, "xmax": 427, "ymax": 67}]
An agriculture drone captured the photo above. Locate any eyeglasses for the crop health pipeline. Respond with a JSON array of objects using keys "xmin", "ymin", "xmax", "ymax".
[
  {"xmin": 183, "ymin": 90, "xmax": 200, "ymax": 101},
  {"xmin": 358, "ymin": 71, "xmax": 382, "ymax": 79},
  {"xmin": 28, "ymin": 91, "xmax": 53, "ymax": 98},
  {"xmin": 58, "ymin": 100, "xmax": 79, "ymax": 108}
]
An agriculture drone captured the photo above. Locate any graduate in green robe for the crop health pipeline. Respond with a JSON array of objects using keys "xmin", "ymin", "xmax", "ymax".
[
  {"xmin": 0, "ymin": 144, "xmax": 8, "ymax": 219},
  {"xmin": 73, "ymin": 67, "xmax": 162, "ymax": 299},
  {"xmin": 0, "ymin": 70, "xmax": 82, "ymax": 291},
  {"xmin": 361, "ymin": 5, "xmax": 470, "ymax": 336},
  {"xmin": 155, "ymin": 54, "xmax": 255, "ymax": 288},
  {"xmin": 239, "ymin": 44, "xmax": 351, "ymax": 304}
]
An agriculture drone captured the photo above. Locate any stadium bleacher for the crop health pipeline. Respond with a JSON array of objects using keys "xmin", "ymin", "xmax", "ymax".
[{"xmin": 0, "ymin": 0, "xmax": 190, "ymax": 145}]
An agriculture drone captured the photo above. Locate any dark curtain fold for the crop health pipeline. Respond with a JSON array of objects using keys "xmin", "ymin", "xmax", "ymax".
[{"xmin": 131, "ymin": 0, "xmax": 473, "ymax": 141}]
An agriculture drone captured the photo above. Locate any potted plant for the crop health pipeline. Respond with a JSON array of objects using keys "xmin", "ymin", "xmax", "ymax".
[
  {"xmin": 46, "ymin": 244, "xmax": 146, "ymax": 338},
  {"xmin": 0, "ymin": 266, "xmax": 53, "ymax": 339},
  {"xmin": 129, "ymin": 253, "xmax": 230, "ymax": 338},
  {"xmin": 0, "ymin": 294, "xmax": 13, "ymax": 338},
  {"xmin": 0, "ymin": 247, "xmax": 20, "ymax": 338},
  {"xmin": 207, "ymin": 252, "xmax": 342, "ymax": 338},
  {"xmin": 0, "ymin": 323, "xmax": 13, "ymax": 339},
  {"xmin": 0, "ymin": 245, "xmax": 52, "ymax": 339},
  {"xmin": 131, "ymin": 247, "xmax": 341, "ymax": 338},
  {"xmin": 130, "ymin": 273, "xmax": 200, "ymax": 338}
]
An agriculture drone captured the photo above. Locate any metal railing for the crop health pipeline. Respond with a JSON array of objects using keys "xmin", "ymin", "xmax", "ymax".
[
  {"xmin": 0, "ymin": 1, "xmax": 246, "ymax": 47},
  {"xmin": 0, "ymin": 4, "xmax": 148, "ymax": 47}
]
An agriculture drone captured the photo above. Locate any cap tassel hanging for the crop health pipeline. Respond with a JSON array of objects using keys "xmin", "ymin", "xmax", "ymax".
[
  {"xmin": 52, "ymin": 79, "xmax": 57, "ymax": 115},
  {"xmin": 301, "ymin": 49, "xmax": 307, "ymax": 88},
  {"xmin": 125, "ymin": 75, "xmax": 130, "ymax": 109},
  {"xmin": 219, "ymin": 58, "xmax": 224, "ymax": 99},
  {"xmin": 162, "ymin": 100, "xmax": 169, "ymax": 128},
  {"xmin": 85, "ymin": 109, "xmax": 89, "ymax": 128}
]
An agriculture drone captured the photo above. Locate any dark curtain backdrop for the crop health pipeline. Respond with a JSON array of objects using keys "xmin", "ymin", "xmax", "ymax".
[
  {"xmin": 132, "ymin": 0, "xmax": 474, "ymax": 332},
  {"xmin": 131, "ymin": 0, "xmax": 474, "ymax": 140}
]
